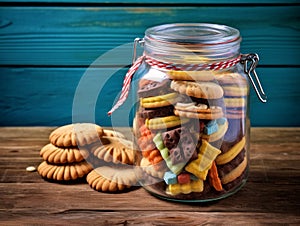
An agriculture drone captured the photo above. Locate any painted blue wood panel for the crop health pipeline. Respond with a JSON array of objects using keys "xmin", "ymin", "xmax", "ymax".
[
  {"xmin": 0, "ymin": 6, "xmax": 299, "ymax": 66},
  {"xmin": 1, "ymin": 67, "xmax": 299, "ymax": 127},
  {"xmin": 1, "ymin": 0, "xmax": 299, "ymax": 3},
  {"xmin": 0, "ymin": 2, "xmax": 299, "ymax": 127}
]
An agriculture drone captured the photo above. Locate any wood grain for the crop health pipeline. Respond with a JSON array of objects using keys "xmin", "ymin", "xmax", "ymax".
[
  {"xmin": 1, "ymin": 67, "xmax": 300, "ymax": 126},
  {"xmin": 0, "ymin": 127, "xmax": 299, "ymax": 225},
  {"xmin": 0, "ymin": 2, "xmax": 299, "ymax": 128},
  {"xmin": 0, "ymin": 6, "xmax": 299, "ymax": 66},
  {"xmin": 1, "ymin": 0, "xmax": 299, "ymax": 3}
]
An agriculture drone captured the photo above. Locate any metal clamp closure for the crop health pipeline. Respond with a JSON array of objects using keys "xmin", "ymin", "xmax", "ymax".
[
  {"xmin": 240, "ymin": 53, "xmax": 267, "ymax": 103},
  {"xmin": 132, "ymin": 38, "xmax": 145, "ymax": 64}
]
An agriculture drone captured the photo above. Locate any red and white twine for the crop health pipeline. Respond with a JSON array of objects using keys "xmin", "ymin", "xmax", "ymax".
[{"xmin": 108, "ymin": 54, "xmax": 241, "ymax": 115}]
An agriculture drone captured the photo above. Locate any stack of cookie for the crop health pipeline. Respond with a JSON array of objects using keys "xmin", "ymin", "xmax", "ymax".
[
  {"xmin": 86, "ymin": 129, "xmax": 138, "ymax": 193},
  {"xmin": 38, "ymin": 123, "xmax": 138, "ymax": 193},
  {"xmin": 37, "ymin": 123, "xmax": 102, "ymax": 181},
  {"xmin": 135, "ymin": 70, "xmax": 248, "ymax": 199}
]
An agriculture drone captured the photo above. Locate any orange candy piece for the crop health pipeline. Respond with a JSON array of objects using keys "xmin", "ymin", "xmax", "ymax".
[{"xmin": 209, "ymin": 161, "xmax": 223, "ymax": 191}]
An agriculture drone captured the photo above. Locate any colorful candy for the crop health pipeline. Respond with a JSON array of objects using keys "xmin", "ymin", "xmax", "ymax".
[
  {"xmin": 167, "ymin": 179, "xmax": 204, "ymax": 195},
  {"xmin": 185, "ymin": 140, "xmax": 221, "ymax": 180}
]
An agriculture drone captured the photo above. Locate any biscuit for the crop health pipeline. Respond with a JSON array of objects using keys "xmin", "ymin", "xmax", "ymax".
[
  {"xmin": 166, "ymin": 179, "xmax": 204, "ymax": 195},
  {"xmin": 49, "ymin": 123, "xmax": 104, "ymax": 147},
  {"xmin": 153, "ymin": 133, "xmax": 186, "ymax": 175},
  {"xmin": 139, "ymin": 157, "xmax": 167, "ymax": 179},
  {"xmin": 221, "ymin": 156, "xmax": 247, "ymax": 185},
  {"xmin": 174, "ymin": 102, "xmax": 223, "ymax": 120},
  {"xmin": 140, "ymin": 92, "xmax": 178, "ymax": 108},
  {"xmin": 224, "ymin": 98, "xmax": 246, "ymax": 108},
  {"xmin": 137, "ymin": 124, "xmax": 156, "ymax": 151},
  {"xmin": 141, "ymin": 148, "xmax": 166, "ymax": 171},
  {"xmin": 226, "ymin": 108, "xmax": 246, "ymax": 119},
  {"xmin": 215, "ymin": 72, "xmax": 248, "ymax": 86},
  {"xmin": 86, "ymin": 165, "xmax": 138, "ymax": 192},
  {"xmin": 217, "ymin": 149, "xmax": 246, "ymax": 177},
  {"xmin": 167, "ymin": 70, "xmax": 215, "ymax": 81},
  {"xmin": 90, "ymin": 137, "xmax": 135, "ymax": 165},
  {"xmin": 223, "ymin": 86, "xmax": 248, "ymax": 97},
  {"xmin": 40, "ymin": 143, "xmax": 89, "ymax": 164},
  {"xmin": 162, "ymin": 128, "xmax": 197, "ymax": 165},
  {"xmin": 216, "ymin": 136, "xmax": 246, "ymax": 165},
  {"xmin": 138, "ymin": 79, "xmax": 172, "ymax": 98},
  {"xmin": 145, "ymin": 115, "xmax": 189, "ymax": 130},
  {"xmin": 37, "ymin": 160, "xmax": 93, "ymax": 181},
  {"xmin": 171, "ymin": 80, "xmax": 224, "ymax": 99},
  {"xmin": 139, "ymin": 105, "xmax": 174, "ymax": 119}
]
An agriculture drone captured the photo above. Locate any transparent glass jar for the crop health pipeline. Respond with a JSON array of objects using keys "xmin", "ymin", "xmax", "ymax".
[{"xmin": 111, "ymin": 23, "xmax": 266, "ymax": 202}]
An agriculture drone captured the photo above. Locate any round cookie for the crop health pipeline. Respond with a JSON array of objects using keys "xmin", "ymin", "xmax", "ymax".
[
  {"xmin": 224, "ymin": 97, "xmax": 246, "ymax": 108},
  {"xmin": 40, "ymin": 143, "xmax": 89, "ymax": 164},
  {"xmin": 167, "ymin": 70, "xmax": 215, "ymax": 81},
  {"xmin": 221, "ymin": 156, "xmax": 247, "ymax": 185},
  {"xmin": 215, "ymin": 72, "xmax": 248, "ymax": 86},
  {"xmin": 90, "ymin": 137, "xmax": 135, "ymax": 165},
  {"xmin": 174, "ymin": 102, "xmax": 223, "ymax": 120},
  {"xmin": 145, "ymin": 115, "xmax": 189, "ymax": 130},
  {"xmin": 49, "ymin": 123, "xmax": 104, "ymax": 147},
  {"xmin": 86, "ymin": 165, "xmax": 138, "ymax": 192},
  {"xmin": 216, "ymin": 136, "xmax": 246, "ymax": 165},
  {"xmin": 140, "ymin": 92, "xmax": 178, "ymax": 108},
  {"xmin": 139, "ymin": 105, "xmax": 174, "ymax": 119},
  {"xmin": 37, "ymin": 160, "xmax": 93, "ymax": 181},
  {"xmin": 223, "ymin": 86, "xmax": 248, "ymax": 97},
  {"xmin": 170, "ymin": 80, "xmax": 224, "ymax": 99}
]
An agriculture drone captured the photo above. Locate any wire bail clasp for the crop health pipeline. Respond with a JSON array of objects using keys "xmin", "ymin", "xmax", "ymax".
[
  {"xmin": 241, "ymin": 53, "xmax": 267, "ymax": 103},
  {"xmin": 132, "ymin": 38, "xmax": 145, "ymax": 64}
]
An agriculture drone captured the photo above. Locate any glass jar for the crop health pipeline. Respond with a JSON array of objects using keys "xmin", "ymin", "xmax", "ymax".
[{"xmin": 109, "ymin": 23, "xmax": 266, "ymax": 202}]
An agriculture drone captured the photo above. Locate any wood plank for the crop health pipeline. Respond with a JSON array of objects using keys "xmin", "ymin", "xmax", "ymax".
[
  {"xmin": 0, "ymin": 6, "xmax": 299, "ymax": 66},
  {"xmin": 0, "ymin": 211, "xmax": 298, "ymax": 225},
  {"xmin": 0, "ymin": 178, "xmax": 299, "ymax": 214},
  {"xmin": 1, "ymin": 67, "xmax": 300, "ymax": 126},
  {"xmin": 1, "ymin": 0, "xmax": 299, "ymax": 3},
  {"xmin": 0, "ymin": 127, "xmax": 299, "ymax": 224}
]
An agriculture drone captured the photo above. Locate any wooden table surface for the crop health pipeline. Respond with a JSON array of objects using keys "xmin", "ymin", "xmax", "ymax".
[{"xmin": 0, "ymin": 127, "xmax": 299, "ymax": 225}]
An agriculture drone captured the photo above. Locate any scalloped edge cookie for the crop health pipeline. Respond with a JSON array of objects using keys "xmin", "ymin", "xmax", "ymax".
[
  {"xmin": 40, "ymin": 143, "xmax": 89, "ymax": 164},
  {"xmin": 90, "ymin": 137, "xmax": 135, "ymax": 165},
  {"xmin": 171, "ymin": 80, "xmax": 224, "ymax": 99},
  {"xmin": 49, "ymin": 123, "xmax": 104, "ymax": 147},
  {"xmin": 86, "ymin": 165, "xmax": 138, "ymax": 192},
  {"xmin": 37, "ymin": 160, "xmax": 93, "ymax": 181}
]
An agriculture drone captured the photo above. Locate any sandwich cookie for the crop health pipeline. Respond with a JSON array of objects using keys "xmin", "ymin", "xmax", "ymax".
[{"xmin": 167, "ymin": 70, "xmax": 215, "ymax": 81}]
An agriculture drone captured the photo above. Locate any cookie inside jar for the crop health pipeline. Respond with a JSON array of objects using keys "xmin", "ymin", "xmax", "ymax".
[
  {"xmin": 133, "ymin": 66, "xmax": 249, "ymax": 202},
  {"xmin": 127, "ymin": 23, "xmax": 252, "ymax": 202}
]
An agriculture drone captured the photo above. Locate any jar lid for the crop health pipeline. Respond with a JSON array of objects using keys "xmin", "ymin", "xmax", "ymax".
[
  {"xmin": 145, "ymin": 23, "xmax": 240, "ymax": 45},
  {"xmin": 144, "ymin": 23, "xmax": 241, "ymax": 62}
]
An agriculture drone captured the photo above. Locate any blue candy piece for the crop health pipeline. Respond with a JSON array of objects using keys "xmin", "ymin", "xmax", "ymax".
[
  {"xmin": 204, "ymin": 120, "xmax": 219, "ymax": 135},
  {"xmin": 163, "ymin": 171, "xmax": 178, "ymax": 185},
  {"xmin": 217, "ymin": 117, "xmax": 227, "ymax": 125}
]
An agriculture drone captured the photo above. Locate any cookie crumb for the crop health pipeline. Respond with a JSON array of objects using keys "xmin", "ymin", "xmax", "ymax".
[{"xmin": 26, "ymin": 166, "xmax": 36, "ymax": 172}]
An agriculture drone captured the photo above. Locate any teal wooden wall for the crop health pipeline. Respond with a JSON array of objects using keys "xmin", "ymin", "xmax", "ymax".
[{"xmin": 0, "ymin": 1, "xmax": 299, "ymax": 126}]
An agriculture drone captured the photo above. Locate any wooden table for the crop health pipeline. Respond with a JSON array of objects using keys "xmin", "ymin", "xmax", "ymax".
[{"xmin": 0, "ymin": 127, "xmax": 299, "ymax": 225}]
